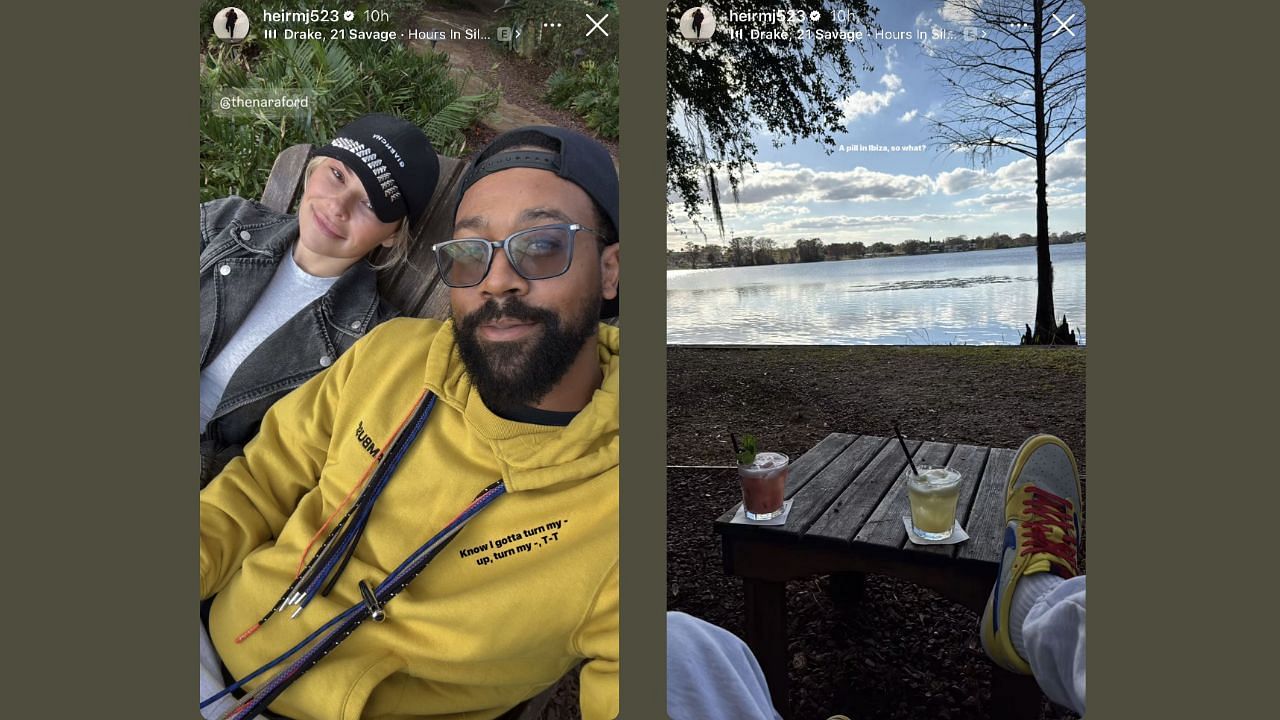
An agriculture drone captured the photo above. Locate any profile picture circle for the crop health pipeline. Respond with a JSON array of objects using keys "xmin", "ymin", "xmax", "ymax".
[
  {"xmin": 213, "ymin": 7, "xmax": 249, "ymax": 43},
  {"xmin": 679, "ymin": 6, "xmax": 717, "ymax": 41}
]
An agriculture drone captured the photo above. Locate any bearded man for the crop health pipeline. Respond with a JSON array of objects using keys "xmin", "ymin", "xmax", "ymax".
[{"xmin": 199, "ymin": 126, "xmax": 620, "ymax": 720}]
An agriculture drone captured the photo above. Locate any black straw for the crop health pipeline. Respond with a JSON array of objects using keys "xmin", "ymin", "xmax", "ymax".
[
  {"xmin": 730, "ymin": 432, "xmax": 741, "ymax": 455},
  {"xmin": 893, "ymin": 423, "xmax": 919, "ymax": 476}
]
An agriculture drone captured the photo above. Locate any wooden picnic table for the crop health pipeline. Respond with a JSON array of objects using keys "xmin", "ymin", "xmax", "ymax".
[{"xmin": 715, "ymin": 432, "xmax": 1045, "ymax": 719}]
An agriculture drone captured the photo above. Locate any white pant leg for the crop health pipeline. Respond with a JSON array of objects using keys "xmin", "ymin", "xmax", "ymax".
[
  {"xmin": 1022, "ymin": 575, "xmax": 1086, "ymax": 715},
  {"xmin": 666, "ymin": 612, "xmax": 783, "ymax": 720},
  {"xmin": 200, "ymin": 621, "xmax": 264, "ymax": 720}
]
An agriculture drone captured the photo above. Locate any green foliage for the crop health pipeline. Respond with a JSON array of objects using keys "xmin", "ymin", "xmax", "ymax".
[
  {"xmin": 543, "ymin": 59, "xmax": 619, "ymax": 140},
  {"xmin": 544, "ymin": 67, "xmax": 580, "ymax": 106},
  {"xmin": 198, "ymin": 0, "xmax": 222, "ymax": 36},
  {"xmin": 736, "ymin": 435, "xmax": 758, "ymax": 466},
  {"xmin": 200, "ymin": 0, "xmax": 497, "ymax": 202},
  {"xmin": 500, "ymin": 0, "xmax": 620, "ymax": 66},
  {"xmin": 825, "ymin": 241, "xmax": 865, "ymax": 260},
  {"xmin": 667, "ymin": 1, "xmax": 880, "ymax": 237},
  {"xmin": 794, "ymin": 238, "xmax": 825, "ymax": 263},
  {"xmin": 493, "ymin": 2, "xmax": 620, "ymax": 144}
]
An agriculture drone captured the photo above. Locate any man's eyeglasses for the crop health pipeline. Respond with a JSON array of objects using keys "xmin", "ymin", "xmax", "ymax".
[{"xmin": 432, "ymin": 223, "xmax": 604, "ymax": 288}]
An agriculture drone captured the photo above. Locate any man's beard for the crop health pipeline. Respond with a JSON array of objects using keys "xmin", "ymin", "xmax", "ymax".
[{"xmin": 454, "ymin": 292, "xmax": 599, "ymax": 411}]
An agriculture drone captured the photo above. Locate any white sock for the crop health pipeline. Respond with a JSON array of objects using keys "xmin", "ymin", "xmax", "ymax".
[{"xmin": 1009, "ymin": 572, "xmax": 1062, "ymax": 661}]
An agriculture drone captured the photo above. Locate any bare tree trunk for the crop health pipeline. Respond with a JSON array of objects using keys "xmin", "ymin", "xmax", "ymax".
[
  {"xmin": 1032, "ymin": 0, "xmax": 1058, "ymax": 343},
  {"xmin": 929, "ymin": 0, "xmax": 1084, "ymax": 345}
]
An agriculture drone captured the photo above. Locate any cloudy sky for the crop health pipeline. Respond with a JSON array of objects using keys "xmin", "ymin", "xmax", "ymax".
[{"xmin": 667, "ymin": 1, "xmax": 1086, "ymax": 250}]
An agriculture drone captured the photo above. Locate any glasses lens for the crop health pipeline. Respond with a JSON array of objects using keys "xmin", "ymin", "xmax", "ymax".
[
  {"xmin": 509, "ymin": 226, "xmax": 572, "ymax": 280},
  {"xmin": 438, "ymin": 240, "xmax": 491, "ymax": 286}
]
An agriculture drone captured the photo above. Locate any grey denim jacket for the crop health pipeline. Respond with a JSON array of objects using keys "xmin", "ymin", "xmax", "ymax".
[{"xmin": 199, "ymin": 196, "xmax": 399, "ymax": 486}]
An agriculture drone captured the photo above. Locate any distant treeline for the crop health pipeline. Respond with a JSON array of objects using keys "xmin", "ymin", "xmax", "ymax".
[{"xmin": 666, "ymin": 231, "xmax": 1087, "ymax": 269}]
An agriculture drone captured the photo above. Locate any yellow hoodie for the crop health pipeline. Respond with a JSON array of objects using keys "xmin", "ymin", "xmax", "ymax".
[{"xmin": 200, "ymin": 318, "xmax": 619, "ymax": 720}]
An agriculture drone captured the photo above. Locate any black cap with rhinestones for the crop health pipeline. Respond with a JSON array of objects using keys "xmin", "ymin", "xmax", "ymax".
[{"xmin": 312, "ymin": 114, "xmax": 440, "ymax": 228}]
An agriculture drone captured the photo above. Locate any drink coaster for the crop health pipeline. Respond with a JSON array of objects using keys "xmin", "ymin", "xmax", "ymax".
[
  {"xmin": 731, "ymin": 499, "xmax": 794, "ymax": 525},
  {"xmin": 901, "ymin": 516, "xmax": 969, "ymax": 545}
]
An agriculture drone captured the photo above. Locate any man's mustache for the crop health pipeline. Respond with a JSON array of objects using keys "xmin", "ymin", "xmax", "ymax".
[{"xmin": 459, "ymin": 298, "xmax": 557, "ymax": 330}]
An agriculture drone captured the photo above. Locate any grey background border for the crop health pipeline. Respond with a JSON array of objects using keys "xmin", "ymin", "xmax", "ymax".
[
  {"xmin": 1085, "ymin": 1, "xmax": 1273, "ymax": 717},
  {"xmin": 7, "ymin": 0, "xmax": 196, "ymax": 716},
  {"xmin": 619, "ymin": 1, "xmax": 669, "ymax": 717},
  {"xmin": 5, "ymin": 2, "xmax": 1272, "ymax": 718}
]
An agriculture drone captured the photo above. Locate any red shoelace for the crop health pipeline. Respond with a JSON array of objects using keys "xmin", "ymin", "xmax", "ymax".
[{"xmin": 1020, "ymin": 486, "xmax": 1079, "ymax": 577}]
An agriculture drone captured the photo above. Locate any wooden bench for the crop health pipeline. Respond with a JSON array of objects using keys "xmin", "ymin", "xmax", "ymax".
[
  {"xmin": 714, "ymin": 433, "xmax": 1048, "ymax": 719},
  {"xmin": 259, "ymin": 145, "xmax": 571, "ymax": 719}
]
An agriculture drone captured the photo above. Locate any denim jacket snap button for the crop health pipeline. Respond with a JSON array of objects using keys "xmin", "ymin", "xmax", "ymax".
[
  {"xmin": 319, "ymin": 355, "xmax": 333, "ymax": 367},
  {"xmin": 350, "ymin": 321, "xmax": 361, "ymax": 330},
  {"xmin": 219, "ymin": 264, "xmax": 231, "ymax": 276},
  {"xmin": 239, "ymin": 230, "xmax": 251, "ymax": 241}
]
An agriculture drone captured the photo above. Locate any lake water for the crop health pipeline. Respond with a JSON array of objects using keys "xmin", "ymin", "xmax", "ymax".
[{"xmin": 667, "ymin": 243, "xmax": 1086, "ymax": 345}]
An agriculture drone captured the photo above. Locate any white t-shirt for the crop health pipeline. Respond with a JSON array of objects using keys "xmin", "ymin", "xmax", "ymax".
[{"xmin": 199, "ymin": 248, "xmax": 339, "ymax": 433}]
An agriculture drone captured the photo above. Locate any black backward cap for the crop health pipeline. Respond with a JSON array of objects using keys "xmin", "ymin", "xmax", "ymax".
[
  {"xmin": 312, "ymin": 113, "xmax": 440, "ymax": 228},
  {"xmin": 455, "ymin": 126, "xmax": 619, "ymax": 319},
  {"xmin": 455, "ymin": 126, "xmax": 618, "ymax": 244}
]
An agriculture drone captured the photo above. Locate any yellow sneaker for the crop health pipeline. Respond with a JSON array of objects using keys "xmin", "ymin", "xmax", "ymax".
[{"xmin": 979, "ymin": 434, "xmax": 1082, "ymax": 674}]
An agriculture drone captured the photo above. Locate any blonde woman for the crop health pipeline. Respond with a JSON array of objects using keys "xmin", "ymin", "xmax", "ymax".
[{"xmin": 198, "ymin": 114, "xmax": 439, "ymax": 486}]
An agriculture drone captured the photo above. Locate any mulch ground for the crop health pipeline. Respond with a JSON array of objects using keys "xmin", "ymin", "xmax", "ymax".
[
  {"xmin": 480, "ymin": 52, "xmax": 619, "ymax": 157},
  {"xmin": 667, "ymin": 345, "xmax": 1086, "ymax": 720},
  {"xmin": 418, "ymin": 7, "xmax": 617, "ymax": 159},
  {"xmin": 459, "ymin": 48, "xmax": 619, "ymax": 160}
]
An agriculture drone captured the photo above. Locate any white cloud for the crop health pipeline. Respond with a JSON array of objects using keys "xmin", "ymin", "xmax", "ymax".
[
  {"xmin": 927, "ymin": 141, "xmax": 1085, "ymax": 198},
  {"xmin": 990, "ymin": 160, "xmax": 1033, "ymax": 189},
  {"xmin": 916, "ymin": 2, "xmax": 983, "ymax": 58},
  {"xmin": 709, "ymin": 162, "xmax": 935, "ymax": 206},
  {"xmin": 956, "ymin": 192, "xmax": 1033, "ymax": 212},
  {"xmin": 841, "ymin": 73, "xmax": 905, "ymax": 123},
  {"xmin": 664, "ymin": 138, "xmax": 1086, "ymax": 248},
  {"xmin": 841, "ymin": 89, "xmax": 896, "ymax": 121},
  {"xmin": 763, "ymin": 212, "xmax": 981, "ymax": 233},
  {"xmin": 953, "ymin": 183, "xmax": 1086, "ymax": 213},
  {"xmin": 1049, "ymin": 190, "xmax": 1087, "ymax": 209},
  {"xmin": 883, "ymin": 45, "xmax": 900, "ymax": 72},
  {"xmin": 936, "ymin": 167, "xmax": 989, "ymax": 194},
  {"xmin": 940, "ymin": 0, "xmax": 981, "ymax": 24},
  {"xmin": 814, "ymin": 167, "xmax": 934, "ymax": 202},
  {"xmin": 1048, "ymin": 139, "xmax": 1087, "ymax": 183},
  {"xmin": 989, "ymin": 138, "xmax": 1087, "ymax": 191},
  {"xmin": 898, "ymin": 109, "xmax": 919, "ymax": 123},
  {"xmin": 684, "ymin": 138, "xmax": 1083, "ymax": 217},
  {"xmin": 913, "ymin": 12, "xmax": 943, "ymax": 56},
  {"xmin": 734, "ymin": 167, "xmax": 818, "ymax": 204}
]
